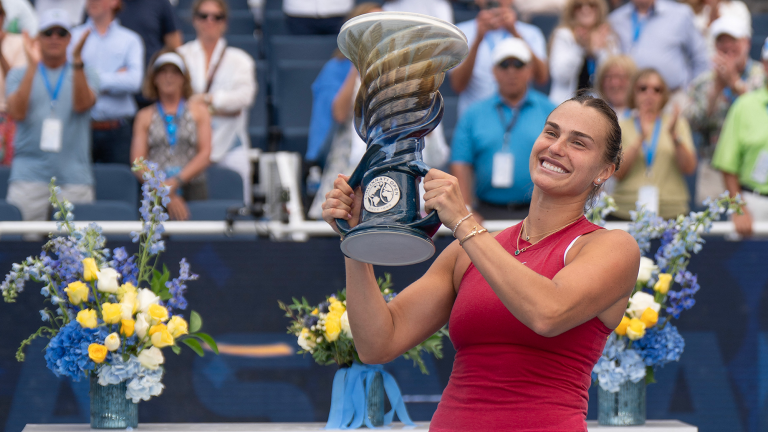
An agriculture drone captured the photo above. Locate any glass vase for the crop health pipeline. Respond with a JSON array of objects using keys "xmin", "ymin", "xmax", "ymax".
[
  {"xmin": 365, "ymin": 371, "xmax": 384, "ymax": 427},
  {"xmin": 598, "ymin": 379, "xmax": 646, "ymax": 425},
  {"xmin": 90, "ymin": 375, "xmax": 139, "ymax": 429}
]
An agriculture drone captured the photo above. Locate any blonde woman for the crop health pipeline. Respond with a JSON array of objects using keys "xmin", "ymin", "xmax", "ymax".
[
  {"xmin": 595, "ymin": 55, "xmax": 637, "ymax": 120},
  {"xmin": 548, "ymin": 0, "xmax": 618, "ymax": 104}
]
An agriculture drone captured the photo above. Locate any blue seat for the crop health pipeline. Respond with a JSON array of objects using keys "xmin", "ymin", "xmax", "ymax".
[
  {"xmin": 73, "ymin": 202, "xmax": 137, "ymax": 221},
  {"xmin": 207, "ymin": 166, "xmax": 244, "ymax": 201},
  {"xmin": 187, "ymin": 200, "xmax": 245, "ymax": 220},
  {"xmin": 529, "ymin": 14, "xmax": 559, "ymax": 40},
  {"xmin": 0, "ymin": 166, "xmax": 9, "ymax": 199},
  {"xmin": 266, "ymin": 0, "xmax": 282, "ymax": 10},
  {"xmin": 751, "ymin": 35, "xmax": 765, "ymax": 63},
  {"xmin": 753, "ymin": 14, "xmax": 768, "ymax": 37},
  {"xmin": 267, "ymin": 35, "xmax": 338, "ymax": 63},
  {"xmin": 442, "ymin": 96, "xmax": 459, "ymax": 144},
  {"xmin": 228, "ymin": 34, "xmax": 263, "ymax": 59},
  {"xmin": 93, "ymin": 164, "xmax": 139, "ymax": 209},
  {"xmin": 250, "ymin": 61, "xmax": 269, "ymax": 150},
  {"xmin": 439, "ymin": 76, "xmax": 457, "ymax": 98},
  {"xmin": 263, "ymin": 10, "xmax": 288, "ymax": 37},
  {"xmin": 274, "ymin": 59, "xmax": 326, "ymax": 154},
  {"xmin": 0, "ymin": 200, "xmax": 21, "ymax": 221},
  {"xmin": 453, "ymin": 8, "xmax": 478, "ymax": 24}
]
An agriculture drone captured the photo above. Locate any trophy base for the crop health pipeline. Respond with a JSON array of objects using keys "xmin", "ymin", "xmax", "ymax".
[{"xmin": 340, "ymin": 226, "xmax": 436, "ymax": 266}]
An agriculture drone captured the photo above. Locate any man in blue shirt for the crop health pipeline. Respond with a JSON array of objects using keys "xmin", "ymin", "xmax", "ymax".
[
  {"xmin": 5, "ymin": 9, "xmax": 99, "ymax": 221},
  {"xmin": 449, "ymin": 0, "xmax": 549, "ymax": 117},
  {"xmin": 450, "ymin": 37, "xmax": 555, "ymax": 221},
  {"xmin": 608, "ymin": 0, "xmax": 708, "ymax": 96},
  {"xmin": 70, "ymin": 0, "xmax": 144, "ymax": 165}
]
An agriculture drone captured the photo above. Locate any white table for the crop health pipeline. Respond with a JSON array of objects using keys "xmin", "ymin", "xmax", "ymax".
[{"xmin": 23, "ymin": 420, "xmax": 697, "ymax": 431}]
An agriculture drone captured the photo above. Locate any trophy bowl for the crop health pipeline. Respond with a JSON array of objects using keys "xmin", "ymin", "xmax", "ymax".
[{"xmin": 334, "ymin": 12, "xmax": 468, "ymax": 266}]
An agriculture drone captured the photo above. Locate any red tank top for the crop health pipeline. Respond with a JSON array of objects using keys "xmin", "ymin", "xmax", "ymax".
[{"xmin": 430, "ymin": 217, "xmax": 612, "ymax": 432}]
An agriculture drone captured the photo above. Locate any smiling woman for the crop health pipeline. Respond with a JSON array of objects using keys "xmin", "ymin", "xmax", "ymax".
[{"xmin": 320, "ymin": 91, "xmax": 640, "ymax": 431}]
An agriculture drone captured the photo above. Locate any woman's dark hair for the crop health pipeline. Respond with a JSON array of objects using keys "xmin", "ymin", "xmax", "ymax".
[{"xmin": 561, "ymin": 90, "xmax": 623, "ymax": 207}]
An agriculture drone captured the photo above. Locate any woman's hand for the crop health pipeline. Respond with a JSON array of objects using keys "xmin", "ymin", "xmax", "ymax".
[
  {"xmin": 423, "ymin": 169, "xmax": 470, "ymax": 229},
  {"xmin": 668, "ymin": 106, "xmax": 680, "ymax": 143},
  {"xmin": 322, "ymin": 174, "xmax": 362, "ymax": 235},
  {"xmin": 167, "ymin": 195, "xmax": 190, "ymax": 221}
]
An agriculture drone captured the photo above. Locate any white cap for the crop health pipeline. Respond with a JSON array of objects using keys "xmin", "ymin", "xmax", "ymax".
[
  {"xmin": 491, "ymin": 37, "xmax": 532, "ymax": 66},
  {"xmin": 153, "ymin": 52, "xmax": 187, "ymax": 74},
  {"xmin": 38, "ymin": 9, "xmax": 71, "ymax": 33},
  {"xmin": 762, "ymin": 37, "xmax": 768, "ymax": 61},
  {"xmin": 710, "ymin": 16, "xmax": 751, "ymax": 40}
]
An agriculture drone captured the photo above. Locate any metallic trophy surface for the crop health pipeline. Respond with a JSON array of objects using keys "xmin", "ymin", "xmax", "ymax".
[{"xmin": 335, "ymin": 12, "xmax": 468, "ymax": 266}]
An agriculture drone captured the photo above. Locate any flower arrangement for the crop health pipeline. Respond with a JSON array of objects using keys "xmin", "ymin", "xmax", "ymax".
[
  {"xmin": 1, "ymin": 160, "xmax": 217, "ymax": 403},
  {"xmin": 279, "ymin": 273, "xmax": 447, "ymax": 374},
  {"xmin": 587, "ymin": 193, "xmax": 743, "ymax": 392}
]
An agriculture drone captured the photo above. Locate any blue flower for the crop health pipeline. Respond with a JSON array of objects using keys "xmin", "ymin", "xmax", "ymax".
[
  {"xmin": 592, "ymin": 333, "xmax": 646, "ymax": 392},
  {"xmin": 633, "ymin": 324, "xmax": 684, "ymax": 368},
  {"xmin": 98, "ymin": 355, "xmax": 142, "ymax": 386},
  {"xmin": 165, "ymin": 259, "xmax": 197, "ymax": 312},
  {"xmin": 125, "ymin": 366, "xmax": 164, "ymax": 403},
  {"xmin": 44, "ymin": 321, "xmax": 101, "ymax": 381}
]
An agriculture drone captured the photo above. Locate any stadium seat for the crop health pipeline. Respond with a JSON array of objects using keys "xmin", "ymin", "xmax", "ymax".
[
  {"xmin": 453, "ymin": 8, "xmax": 478, "ymax": 24},
  {"xmin": 0, "ymin": 200, "xmax": 21, "ymax": 221},
  {"xmin": 228, "ymin": 34, "xmax": 263, "ymax": 59},
  {"xmin": 250, "ymin": 61, "xmax": 269, "ymax": 150},
  {"xmin": 753, "ymin": 14, "xmax": 768, "ymax": 37},
  {"xmin": 73, "ymin": 202, "xmax": 137, "ymax": 221},
  {"xmin": 207, "ymin": 166, "xmax": 244, "ymax": 201},
  {"xmin": 187, "ymin": 200, "xmax": 245, "ymax": 220},
  {"xmin": 263, "ymin": 10, "xmax": 288, "ymax": 37},
  {"xmin": 273, "ymin": 60, "xmax": 326, "ymax": 154},
  {"xmin": 93, "ymin": 164, "xmax": 139, "ymax": 209},
  {"xmin": 178, "ymin": 10, "xmax": 255, "ymax": 36},
  {"xmin": 439, "ymin": 76, "xmax": 457, "ymax": 98},
  {"xmin": 267, "ymin": 35, "xmax": 338, "ymax": 63},
  {"xmin": 529, "ymin": 14, "xmax": 559, "ymax": 40},
  {"xmin": 442, "ymin": 96, "xmax": 459, "ymax": 144},
  {"xmin": 751, "ymin": 35, "xmax": 765, "ymax": 63},
  {"xmin": 266, "ymin": 0, "xmax": 282, "ymax": 10},
  {"xmin": 0, "ymin": 166, "xmax": 9, "ymax": 199}
]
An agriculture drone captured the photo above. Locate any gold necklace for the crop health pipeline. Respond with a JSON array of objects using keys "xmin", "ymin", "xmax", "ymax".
[{"xmin": 515, "ymin": 215, "xmax": 583, "ymax": 256}]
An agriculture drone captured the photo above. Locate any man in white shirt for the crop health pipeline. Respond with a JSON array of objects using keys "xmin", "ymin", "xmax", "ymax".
[
  {"xmin": 450, "ymin": 0, "xmax": 549, "ymax": 117},
  {"xmin": 282, "ymin": 0, "xmax": 353, "ymax": 35}
]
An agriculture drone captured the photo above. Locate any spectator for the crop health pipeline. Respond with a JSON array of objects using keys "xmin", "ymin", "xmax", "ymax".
[
  {"xmin": 35, "ymin": 0, "xmax": 86, "ymax": 27},
  {"xmin": 711, "ymin": 39, "xmax": 768, "ymax": 237},
  {"xmin": 5, "ymin": 9, "xmax": 98, "ymax": 221},
  {"xmin": 450, "ymin": 38, "xmax": 556, "ymax": 221},
  {"xmin": 130, "ymin": 50, "xmax": 211, "ymax": 221},
  {"xmin": 548, "ymin": 0, "xmax": 619, "ymax": 104},
  {"xmin": 686, "ymin": 17, "xmax": 763, "ymax": 205},
  {"xmin": 608, "ymin": 0, "xmax": 709, "ymax": 111},
  {"xmin": 515, "ymin": 0, "xmax": 567, "ymax": 20},
  {"xmin": 2, "ymin": 0, "xmax": 38, "ymax": 34},
  {"xmin": 283, "ymin": 0, "xmax": 353, "ymax": 36},
  {"xmin": 450, "ymin": 0, "xmax": 549, "ymax": 117},
  {"xmin": 381, "ymin": 0, "xmax": 453, "ymax": 23},
  {"xmin": 0, "ymin": 0, "xmax": 27, "ymax": 165},
  {"xmin": 178, "ymin": 0, "xmax": 256, "ymax": 205},
  {"xmin": 69, "ymin": 0, "xmax": 143, "ymax": 166},
  {"xmin": 594, "ymin": 54, "xmax": 637, "ymax": 119},
  {"xmin": 118, "ymin": 0, "xmax": 181, "ymax": 84},
  {"xmin": 612, "ymin": 68, "xmax": 697, "ymax": 220},
  {"xmin": 682, "ymin": 0, "xmax": 750, "ymax": 39}
]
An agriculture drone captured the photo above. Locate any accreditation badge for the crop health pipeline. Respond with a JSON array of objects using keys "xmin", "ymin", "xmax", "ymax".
[
  {"xmin": 638, "ymin": 185, "xmax": 660, "ymax": 215},
  {"xmin": 491, "ymin": 151, "xmax": 514, "ymax": 188},
  {"xmin": 40, "ymin": 116, "xmax": 62, "ymax": 153}
]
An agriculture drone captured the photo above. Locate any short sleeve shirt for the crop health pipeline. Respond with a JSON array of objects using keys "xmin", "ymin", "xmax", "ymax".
[
  {"xmin": 118, "ymin": 0, "xmax": 179, "ymax": 65},
  {"xmin": 450, "ymin": 90, "xmax": 555, "ymax": 205},
  {"xmin": 6, "ymin": 64, "xmax": 100, "ymax": 185}
]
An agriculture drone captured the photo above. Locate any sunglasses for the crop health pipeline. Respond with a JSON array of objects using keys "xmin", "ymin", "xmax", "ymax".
[
  {"xmin": 637, "ymin": 84, "xmax": 662, "ymax": 94},
  {"xmin": 41, "ymin": 27, "xmax": 69, "ymax": 38},
  {"xmin": 195, "ymin": 12, "xmax": 226, "ymax": 22},
  {"xmin": 498, "ymin": 58, "xmax": 526, "ymax": 70}
]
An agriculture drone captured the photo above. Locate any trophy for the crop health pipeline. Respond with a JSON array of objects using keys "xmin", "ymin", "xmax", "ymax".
[{"xmin": 335, "ymin": 12, "xmax": 468, "ymax": 266}]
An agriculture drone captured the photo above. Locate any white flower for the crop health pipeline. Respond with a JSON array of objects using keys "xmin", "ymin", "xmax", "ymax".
[
  {"xmin": 136, "ymin": 288, "xmax": 160, "ymax": 313},
  {"xmin": 637, "ymin": 257, "xmax": 657, "ymax": 283},
  {"xmin": 105, "ymin": 332, "xmax": 121, "ymax": 351},
  {"xmin": 137, "ymin": 346, "xmax": 164, "ymax": 370},
  {"xmin": 626, "ymin": 291, "xmax": 660, "ymax": 319},
  {"xmin": 96, "ymin": 268, "xmax": 121, "ymax": 293},
  {"xmin": 121, "ymin": 302, "xmax": 134, "ymax": 320},
  {"xmin": 135, "ymin": 313, "xmax": 150, "ymax": 339},
  {"xmin": 340, "ymin": 311, "xmax": 352, "ymax": 339},
  {"xmin": 297, "ymin": 328, "xmax": 316, "ymax": 352}
]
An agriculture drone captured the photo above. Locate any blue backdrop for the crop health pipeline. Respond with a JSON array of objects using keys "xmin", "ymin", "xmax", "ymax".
[{"xmin": 1, "ymin": 236, "xmax": 767, "ymax": 431}]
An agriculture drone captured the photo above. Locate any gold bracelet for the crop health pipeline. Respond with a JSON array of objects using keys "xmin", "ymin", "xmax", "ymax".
[{"xmin": 459, "ymin": 225, "xmax": 488, "ymax": 246}]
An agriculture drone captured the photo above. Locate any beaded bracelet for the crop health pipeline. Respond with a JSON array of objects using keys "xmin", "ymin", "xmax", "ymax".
[
  {"xmin": 452, "ymin": 213, "xmax": 473, "ymax": 238},
  {"xmin": 459, "ymin": 225, "xmax": 488, "ymax": 246}
]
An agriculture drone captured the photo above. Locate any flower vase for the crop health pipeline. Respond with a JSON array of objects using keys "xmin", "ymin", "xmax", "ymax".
[
  {"xmin": 365, "ymin": 371, "xmax": 384, "ymax": 427},
  {"xmin": 598, "ymin": 379, "xmax": 646, "ymax": 425},
  {"xmin": 90, "ymin": 375, "xmax": 139, "ymax": 429}
]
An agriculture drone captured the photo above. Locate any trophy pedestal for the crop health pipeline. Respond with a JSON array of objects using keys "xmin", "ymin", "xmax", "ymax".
[{"xmin": 340, "ymin": 226, "xmax": 436, "ymax": 266}]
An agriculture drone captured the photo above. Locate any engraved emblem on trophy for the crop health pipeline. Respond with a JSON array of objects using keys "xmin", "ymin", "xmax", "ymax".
[{"xmin": 334, "ymin": 12, "xmax": 469, "ymax": 266}]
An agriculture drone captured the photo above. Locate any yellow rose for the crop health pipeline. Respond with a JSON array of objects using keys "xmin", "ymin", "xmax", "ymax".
[
  {"xmin": 329, "ymin": 300, "xmax": 346, "ymax": 314},
  {"xmin": 166, "ymin": 316, "xmax": 189, "ymax": 338},
  {"xmin": 101, "ymin": 302, "xmax": 122, "ymax": 325},
  {"xmin": 82, "ymin": 258, "xmax": 99, "ymax": 282},
  {"xmin": 117, "ymin": 282, "xmax": 137, "ymax": 302},
  {"xmin": 654, "ymin": 273, "xmax": 673, "ymax": 295},
  {"xmin": 626, "ymin": 318, "xmax": 646, "ymax": 341},
  {"xmin": 640, "ymin": 307, "xmax": 658, "ymax": 328},
  {"xmin": 148, "ymin": 304, "xmax": 169, "ymax": 324},
  {"xmin": 324, "ymin": 311, "xmax": 343, "ymax": 342},
  {"xmin": 311, "ymin": 308, "xmax": 319, "ymax": 315},
  {"xmin": 88, "ymin": 344, "xmax": 108, "ymax": 363},
  {"xmin": 64, "ymin": 281, "xmax": 90, "ymax": 305},
  {"xmin": 121, "ymin": 319, "xmax": 135, "ymax": 337},
  {"xmin": 76, "ymin": 309, "xmax": 98, "ymax": 329},
  {"xmin": 149, "ymin": 324, "xmax": 174, "ymax": 348},
  {"xmin": 614, "ymin": 316, "xmax": 630, "ymax": 336}
]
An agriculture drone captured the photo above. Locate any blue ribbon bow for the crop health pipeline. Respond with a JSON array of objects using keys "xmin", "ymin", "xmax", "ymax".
[{"xmin": 325, "ymin": 363, "xmax": 414, "ymax": 430}]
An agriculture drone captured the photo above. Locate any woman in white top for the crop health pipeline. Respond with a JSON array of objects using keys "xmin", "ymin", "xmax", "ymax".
[
  {"xmin": 178, "ymin": 0, "xmax": 257, "ymax": 204},
  {"xmin": 548, "ymin": 0, "xmax": 618, "ymax": 104}
]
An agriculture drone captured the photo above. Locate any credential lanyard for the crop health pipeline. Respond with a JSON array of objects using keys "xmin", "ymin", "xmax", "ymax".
[
  {"xmin": 631, "ymin": 10, "xmax": 647, "ymax": 45},
  {"xmin": 496, "ymin": 103, "xmax": 519, "ymax": 151},
  {"xmin": 156, "ymin": 99, "xmax": 186, "ymax": 149},
  {"xmin": 39, "ymin": 62, "xmax": 67, "ymax": 110},
  {"xmin": 634, "ymin": 116, "xmax": 661, "ymax": 170}
]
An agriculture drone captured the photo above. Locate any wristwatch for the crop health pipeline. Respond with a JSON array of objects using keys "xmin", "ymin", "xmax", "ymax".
[{"xmin": 73, "ymin": 61, "xmax": 84, "ymax": 70}]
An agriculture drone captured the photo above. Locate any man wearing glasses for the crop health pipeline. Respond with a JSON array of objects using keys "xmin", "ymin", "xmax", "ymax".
[
  {"xmin": 4, "ymin": 9, "xmax": 99, "ymax": 222},
  {"xmin": 450, "ymin": 38, "xmax": 555, "ymax": 222}
]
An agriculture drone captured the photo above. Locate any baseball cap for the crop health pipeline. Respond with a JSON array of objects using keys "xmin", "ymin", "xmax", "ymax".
[
  {"xmin": 491, "ymin": 37, "xmax": 532, "ymax": 66},
  {"xmin": 38, "ymin": 9, "xmax": 71, "ymax": 33},
  {"xmin": 710, "ymin": 17, "xmax": 751, "ymax": 40}
]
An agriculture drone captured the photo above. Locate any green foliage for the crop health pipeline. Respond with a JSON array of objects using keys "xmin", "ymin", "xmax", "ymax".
[{"xmin": 150, "ymin": 266, "xmax": 172, "ymax": 301}]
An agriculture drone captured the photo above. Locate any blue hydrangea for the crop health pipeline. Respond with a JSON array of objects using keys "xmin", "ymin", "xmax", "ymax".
[
  {"xmin": 592, "ymin": 334, "xmax": 646, "ymax": 393},
  {"xmin": 44, "ymin": 322, "xmax": 104, "ymax": 381},
  {"xmin": 125, "ymin": 366, "xmax": 164, "ymax": 403},
  {"xmin": 633, "ymin": 324, "xmax": 685, "ymax": 368},
  {"xmin": 98, "ymin": 355, "xmax": 142, "ymax": 386}
]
